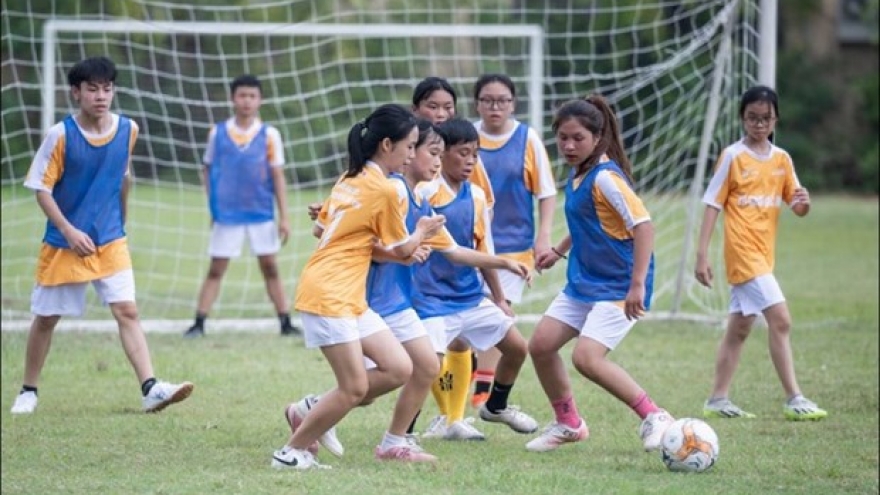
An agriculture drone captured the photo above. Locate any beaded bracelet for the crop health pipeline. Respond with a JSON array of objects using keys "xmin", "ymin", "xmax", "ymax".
[{"xmin": 551, "ymin": 247, "xmax": 568, "ymax": 259}]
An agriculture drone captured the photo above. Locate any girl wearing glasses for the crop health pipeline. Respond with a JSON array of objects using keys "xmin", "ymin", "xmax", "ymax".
[
  {"xmin": 695, "ymin": 85, "xmax": 827, "ymax": 422},
  {"xmin": 468, "ymin": 73, "xmax": 557, "ymax": 408}
]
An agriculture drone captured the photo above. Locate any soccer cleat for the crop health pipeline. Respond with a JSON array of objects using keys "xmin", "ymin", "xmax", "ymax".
[
  {"xmin": 374, "ymin": 444, "xmax": 438, "ymax": 462},
  {"xmin": 470, "ymin": 391, "xmax": 490, "ymax": 410},
  {"xmin": 703, "ymin": 398, "xmax": 756, "ymax": 419},
  {"xmin": 444, "ymin": 419, "xmax": 486, "ymax": 441},
  {"xmin": 479, "ymin": 404, "xmax": 539, "ymax": 434},
  {"xmin": 280, "ymin": 322, "xmax": 302, "ymax": 337},
  {"xmin": 271, "ymin": 447, "xmax": 330, "ymax": 470},
  {"xmin": 292, "ymin": 394, "xmax": 344, "ymax": 457},
  {"xmin": 142, "ymin": 381, "xmax": 194, "ymax": 413},
  {"xmin": 10, "ymin": 391, "xmax": 38, "ymax": 414},
  {"xmin": 784, "ymin": 396, "xmax": 828, "ymax": 421},
  {"xmin": 284, "ymin": 403, "xmax": 320, "ymax": 455},
  {"xmin": 525, "ymin": 420, "xmax": 590, "ymax": 452},
  {"xmin": 421, "ymin": 415, "xmax": 448, "ymax": 439},
  {"xmin": 639, "ymin": 409, "xmax": 675, "ymax": 452},
  {"xmin": 183, "ymin": 325, "xmax": 204, "ymax": 339}
]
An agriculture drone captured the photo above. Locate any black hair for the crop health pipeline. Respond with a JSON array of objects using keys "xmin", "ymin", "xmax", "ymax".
[
  {"xmin": 415, "ymin": 118, "xmax": 444, "ymax": 148},
  {"xmin": 345, "ymin": 104, "xmax": 418, "ymax": 177},
  {"xmin": 436, "ymin": 117, "xmax": 479, "ymax": 148},
  {"xmin": 412, "ymin": 77, "xmax": 458, "ymax": 107},
  {"xmin": 552, "ymin": 94, "xmax": 634, "ymax": 183},
  {"xmin": 230, "ymin": 74, "xmax": 262, "ymax": 94},
  {"xmin": 67, "ymin": 56, "xmax": 117, "ymax": 87},
  {"xmin": 739, "ymin": 85, "xmax": 779, "ymax": 118},
  {"xmin": 473, "ymin": 73, "xmax": 516, "ymax": 100}
]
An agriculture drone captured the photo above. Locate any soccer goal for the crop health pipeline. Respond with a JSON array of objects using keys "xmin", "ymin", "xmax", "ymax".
[{"xmin": 1, "ymin": 0, "xmax": 774, "ymax": 332}]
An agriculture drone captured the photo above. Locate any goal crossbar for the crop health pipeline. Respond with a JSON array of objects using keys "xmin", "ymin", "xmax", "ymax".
[{"xmin": 41, "ymin": 20, "xmax": 545, "ymax": 134}]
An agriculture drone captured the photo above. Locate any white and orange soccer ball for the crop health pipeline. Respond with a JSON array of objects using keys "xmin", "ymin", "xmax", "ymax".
[{"xmin": 660, "ymin": 418, "xmax": 719, "ymax": 473}]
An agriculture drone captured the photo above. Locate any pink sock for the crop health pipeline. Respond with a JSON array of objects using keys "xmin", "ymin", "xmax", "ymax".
[
  {"xmin": 551, "ymin": 395, "xmax": 582, "ymax": 429},
  {"xmin": 629, "ymin": 391, "xmax": 660, "ymax": 420}
]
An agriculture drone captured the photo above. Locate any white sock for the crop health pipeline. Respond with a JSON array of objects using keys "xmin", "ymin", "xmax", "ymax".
[{"xmin": 379, "ymin": 432, "xmax": 407, "ymax": 451}]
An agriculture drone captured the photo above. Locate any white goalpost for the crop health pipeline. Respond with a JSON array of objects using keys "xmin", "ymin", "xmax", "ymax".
[{"xmin": 1, "ymin": 0, "xmax": 774, "ymax": 333}]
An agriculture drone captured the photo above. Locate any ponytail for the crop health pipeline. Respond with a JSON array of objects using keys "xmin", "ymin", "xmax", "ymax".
[
  {"xmin": 345, "ymin": 121, "xmax": 369, "ymax": 177},
  {"xmin": 585, "ymin": 95, "xmax": 633, "ymax": 183},
  {"xmin": 345, "ymin": 104, "xmax": 417, "ymax": 178}
]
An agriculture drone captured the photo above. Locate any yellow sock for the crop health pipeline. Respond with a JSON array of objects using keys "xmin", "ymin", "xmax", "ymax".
[
  {"xmin": 430, "ymin": 355, "xmax": 449, "ymax": 416},
  {"xmin": 445, "ymin": 349, "xmax": 472, "ymax": 424}
]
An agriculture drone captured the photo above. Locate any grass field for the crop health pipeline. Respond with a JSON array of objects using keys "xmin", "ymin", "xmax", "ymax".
[{"xmin": 1, "ymin": 195, "xmax": 878, "ymax": 494}]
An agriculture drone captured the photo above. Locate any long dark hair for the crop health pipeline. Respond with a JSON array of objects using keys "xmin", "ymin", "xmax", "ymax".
[
  {"xmin": 552, "ymin": 94, "xmax": 633, "ymax": 183},
  {"xmin": 345, "ymin": 104, "xmax": 417, "ymax": 178}
]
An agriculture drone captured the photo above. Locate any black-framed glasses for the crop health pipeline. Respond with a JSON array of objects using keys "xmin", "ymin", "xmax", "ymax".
[
  {"xmin": 477, "ymin": 97, "xmax": 514, "ymax": 109},
  {"xmin": 744, "ymin": 115, "xmax": 777, "ymax": 126}
]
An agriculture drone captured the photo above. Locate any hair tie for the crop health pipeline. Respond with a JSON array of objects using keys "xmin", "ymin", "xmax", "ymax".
[{"xmin": 359, "ymin": 121, "xmax": 368, "ymax": 138}]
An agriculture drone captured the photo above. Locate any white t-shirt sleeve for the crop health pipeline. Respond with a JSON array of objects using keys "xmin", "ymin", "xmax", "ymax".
[
  {"xmin": 202, "ymin": 125, "xmax": 217, "ymax": 166},
  {"xmin": 527, "ymin": 127, "xmax": 557, "ymax": 199},
  {"xmin": 267, "ymin": 125, "xmax": 285, "ymax": 167},
  {"xmin": 23, "ymin": 123, "xmax": 65, "ymax": 193}
]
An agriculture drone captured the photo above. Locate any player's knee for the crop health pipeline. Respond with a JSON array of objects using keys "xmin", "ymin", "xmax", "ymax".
[
  {"xmin": 388, "ymin": 357, "xmax": 414, "ymax": 388},
  {"xmin": 412, "ymin": 355, "xmax": 440, "ymax": 385},
  {"xmin": 110, "ymin": 302, "xmax": 140, "ymax": 324},
  {"xmin": 528, "ymin": 334, "xmax": 555, "ymax": 360},
  {"xmin": 571, "ymin": 351, "xmax": 598, "ymax": 380}
]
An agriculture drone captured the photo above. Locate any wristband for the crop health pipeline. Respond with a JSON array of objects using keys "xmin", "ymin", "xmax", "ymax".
[{"xmin": 551, "ymin": 247, "xmax": 567, "ymax": 259}]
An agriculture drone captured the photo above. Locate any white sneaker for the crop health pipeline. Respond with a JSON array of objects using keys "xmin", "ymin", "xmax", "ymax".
[
  {"xmin": 10, "ymin": 391, "xmax": 38, "ymax": 414},
  {"xmin": 639, "ymin": 409, "xmax": 675, "ymax": 452},
  {"xmin": 293, "ymin": 394, "xmax": 344, "ymax": 457},
  {"xmin": 525, "ymin": 420, "xmax": 590, "ymax": 452},
  {"xmin": 271, "ymin": 447, "xmax": 330, "ymax": 470},
  {"xmin": 444, "ymin": 419, "xmax": 486, "ymax": 441},
  {"xmin": 421, "ymin": 415, "xmax": 448, "ymax": 439},
  {"xmin": 142, "ymin": 381, "xmax": 194, "ymax": 413},
  {"xmin": 479, "ymin": 404, "xmax": 539, "ymax": 434}
]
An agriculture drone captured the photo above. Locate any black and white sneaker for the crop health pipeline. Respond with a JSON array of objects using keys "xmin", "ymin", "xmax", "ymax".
[{"xmin": 271, "ymin": 447, "xmax": 330, "ymax": 470}]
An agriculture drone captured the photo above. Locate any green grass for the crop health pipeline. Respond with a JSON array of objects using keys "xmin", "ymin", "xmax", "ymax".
[{"xmin": 1, "ymin": 196, "xmax": 878, "ymax": 494}]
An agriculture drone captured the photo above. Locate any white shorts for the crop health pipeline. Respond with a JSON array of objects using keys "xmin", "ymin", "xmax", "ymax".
[
  {"xmin": 729, "ymin": 273, "xmax": 786, "ymax": 317},
  {"xmin": 209, "ymin": 221, "xmax": 279, "ymax": 258},
  {"xmin": 483, "ymin": 269, "xmax": 527, "ymax": 304},
  {"xmin": 544, "ymin": 291, "xmax": 636, "ymax": 351},
  {"xmin": 364, "ymin": 308, "xmax": 428, "ymax": 369},
  {"xmin": 300, "ymin": 308, "xmax": 388, "ymax": 349},
  {"xmin": 423, "ymin": 298, "xmax": 514, "ymax": 354},
  {"xmin": 30, "ymin": 269, "xmax": 136, "ymax": 317}
]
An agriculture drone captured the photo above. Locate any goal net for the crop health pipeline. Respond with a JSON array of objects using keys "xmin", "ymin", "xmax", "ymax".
[{"xmin": 1, "ymin": 0, "xmax": 765, "ymax": 331}]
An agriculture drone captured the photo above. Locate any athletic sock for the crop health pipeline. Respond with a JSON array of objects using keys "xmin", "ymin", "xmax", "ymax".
[
  {"xmin": 194, "ymin": 312, "xmax": 206, "ymax": 328},
  {"xmin": 445, "ymin": 349, "xmax": 472, "ymax": 424},
  {"xmin": 20, "ymin": 385, "xmax": 37, "ymax": 396},
  {"xmin": 485, "ymin": 381, "xmax": 513, "ymax": 414},
  {"xmin": 629, "ymin": 391, "xmax": 661, "ymax": 420},
  {"xmin": 473, "ymin": 369, "xmax": 494, "ymax": 395},
  {"xmin": 278, "ymin": 312, "xmax": 291, "ymax": 327},
  {"xmin": 430, "ymin": 355, "xmax": 449, "ymax": 416},
  {"xmin": 379, "ymin": 431, "xmax": 408, "ymax": 451},
  {"xmin": 551, "ymin": 394, "xmax": 582, "ymax": 429},
  {"xmin": 140, "ymin": 377, "xmax": 157, "ymax": 396}
]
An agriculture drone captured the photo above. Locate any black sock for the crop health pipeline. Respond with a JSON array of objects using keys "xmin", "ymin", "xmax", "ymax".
[
  {"xmin": 474, "ymin": 381, "xmax": 492, "ymax": 395},
  {"xmin": 485, "ymin": 381, "xmax": 513, "ymax": 413},
  {"xmin": 20, "ymin": 385, "xmax": 37, "ymax": 396},
  {"xmin": 194, "ymin": 313, "xmax": 207, "ymax": 328},
  {"xmin": 141, "ymin": 377, "xmax": 157, "ymax": 396},
  {"xmin": 278, "ymin": 313, "xmax": 291, "ymax": 327},
  {"xmin": 406, "ymin": 408, "xmax": 422, "ymax": 434}
]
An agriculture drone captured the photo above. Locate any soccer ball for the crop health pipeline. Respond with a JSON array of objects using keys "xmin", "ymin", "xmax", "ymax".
[{"xmin": 660, "ymin": 418, "xmax": 719, "ymax": 473}]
